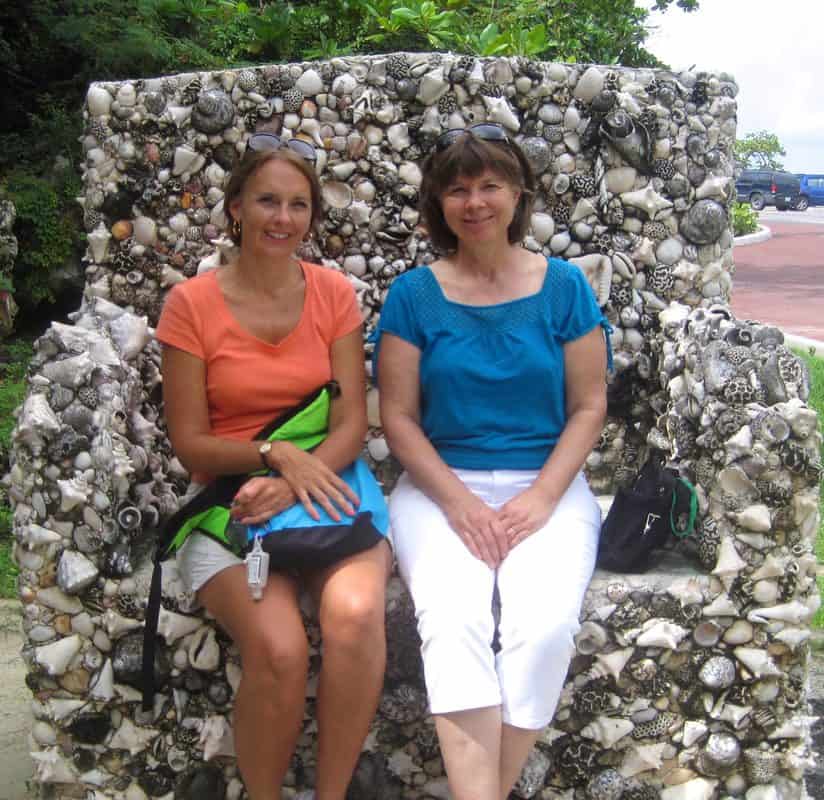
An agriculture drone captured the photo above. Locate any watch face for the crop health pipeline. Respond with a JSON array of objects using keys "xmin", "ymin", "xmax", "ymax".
[{"xmin": 259, "ymin": 442, "xmax": 272, "ymax": 454}]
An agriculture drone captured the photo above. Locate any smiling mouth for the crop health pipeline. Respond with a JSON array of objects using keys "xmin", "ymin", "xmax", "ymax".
[{"xmin": 265, "ymin": 232, "xmax": 291, "ymax": 240}]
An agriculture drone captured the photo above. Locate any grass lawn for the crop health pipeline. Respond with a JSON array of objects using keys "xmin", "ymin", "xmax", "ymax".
[{"xmin": 0, "ymin": 337, "xmax": 34, "ymax": 600}]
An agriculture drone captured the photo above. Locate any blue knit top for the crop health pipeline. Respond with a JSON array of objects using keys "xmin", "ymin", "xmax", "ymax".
[{"xmin": 373, "ymin": 257, "xmax": 611, "ymax": 471}]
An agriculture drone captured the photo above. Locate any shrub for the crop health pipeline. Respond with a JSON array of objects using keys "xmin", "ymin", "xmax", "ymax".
[
  {"xmin": 2, "ymin": 169, "xmax": 83, "ymax": 309},
  {"xmin": 732, "ymin": 202, "xmax": 759, "ymax": 237},
  {"xmin": 0, "ymin": 336, "xmax": 31, "ymax": 599}
]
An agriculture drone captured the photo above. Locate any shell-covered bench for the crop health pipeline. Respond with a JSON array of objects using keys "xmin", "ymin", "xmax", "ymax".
[{"xmin": 5, "ymin": 54, "xmax": 821, "ymax": 799}]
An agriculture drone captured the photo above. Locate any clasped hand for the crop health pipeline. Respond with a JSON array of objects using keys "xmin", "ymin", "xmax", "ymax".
[
  {"xmin": 445, "ymin": 486, "xmax": 556, "ymax": 568},
  {"xmin": 231, "ymin": 443, "xmax": 359, "ymax": 525}
]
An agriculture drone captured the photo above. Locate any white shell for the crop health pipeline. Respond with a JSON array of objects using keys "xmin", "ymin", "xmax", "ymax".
[
  {"xmin": 14, "ymin": 394, "xmax": 61, "ymax": 455},
  {"xmin": 35, "ymin": 634, "xmax": 82, "ymax": 676},
  {"xmin": 702, "ymin": 592, "xmax": 739, "ymax": 617},
  {"xmin": 660, "ymin": 778, "xmax": 717, "ymax": 800},
  {"xmin": 186, "ymin": 627, "xmax": 220, "ymax": 672},
  {"xmin": 620, "ymin": 186, "xmax": 673, "ymax": 219},
  {"xmin": 575, "ymin": 621, "xmax": 607, "ymax": 654},
  {"xmin": 172, "ymin": 144, "xmax": 205, "ymax": 177},
  {"xmin": 109, "ymin": 718, "xmax": 160, "ymax": 755},
  {"xmin": 31, "ymin": 749, "xmax": 77, "ymax": 784},
  {"xmin": 581, "ymin": 716, "xmax": 634, "ymax": 748},
  {"xmin": 87, "ymin": 86, "xmax": 113, "ymax": 116},
  {"xmin": 619, "ymin": 743, "xmax": 666, "ymax": 777},
  {"xmin": 102, "ymin": 609, "xmax": 143, "ymax": 638},
  {"xmin": 569, "ymin": 254, "xmax": 612, "ymax": 307},
  {"xmin": 711, "ymin": 537, "xmax": 747, "ymax": 587},
  {"xmin": 199, "ymin": 715, "xmax": 236, "ymax": 761},
  {"xmin": 89, "ymin": 659, "xmax": 115, "ymax": 701},
  {"xmin": 635, "ymin": 619, "xmax": 689, "ymax": 649},
  {"xmin": 747, "ymin": 601, "xmax": 811, "ymax": 625},
  {"xmin": 417, "ymin": 67, "xmax": 448, "ymax": 105},
  {"xmin": 722, "ymin": 620, "xmax": 753, "ymax": 645},
  {"xmin": 482, "ymin": 95, "xmax": 520, "ymax": 132},
  {"xmin": 735, "ymin": 505, "xmax": 772, "ymax": 533},
  {"xmin": 322, "ymin": 180, "xmax": 353, "ymax": 209},
  {"xmin": 158, "ymin": 608, "xmax": 204, "ymax": 643},
  {"xmin": 87, "ymin": 223, "xmax": 112, "ymax": 263},
  {"xmin": 733, "ymin": 647, "xmax": 782, "ymax": 678},
  {"xmin": 590, "ymin": 647, "xmax": 633, "ymax": 681}
]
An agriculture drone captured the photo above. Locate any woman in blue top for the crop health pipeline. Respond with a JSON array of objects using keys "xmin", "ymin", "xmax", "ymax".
[{"xmin": 376, "ymin": 124, "xmax": 609, "ymax": 800}]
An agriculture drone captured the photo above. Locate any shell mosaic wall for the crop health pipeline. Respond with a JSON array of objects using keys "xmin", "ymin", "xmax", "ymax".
[
  {"xmin": 3, "ymin": 53, "xmax": 821, "ymax": 799},
  {"xmin": 0, "ymin": 198, "xmax": 19, "ymax": 337}
]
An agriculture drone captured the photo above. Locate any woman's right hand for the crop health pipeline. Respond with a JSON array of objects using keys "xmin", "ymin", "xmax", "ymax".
[
  {"xmin": 443, "ymin": 492, "xmax": 509, "ymax": 568},
  {"xmin": 267, "ymin": 442, "xmax": 359, "ymax": 522}
]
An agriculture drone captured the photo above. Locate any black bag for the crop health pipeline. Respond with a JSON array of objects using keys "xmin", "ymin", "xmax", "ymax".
[{"xmin": 597, "ymin": 455, "xmax": 697, "ymax": 573}]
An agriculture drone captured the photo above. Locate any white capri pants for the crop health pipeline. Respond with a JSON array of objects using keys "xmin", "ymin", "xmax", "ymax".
[{"xmin": 389, "ymin": 468, "xmax": 600, "ymax": 730}]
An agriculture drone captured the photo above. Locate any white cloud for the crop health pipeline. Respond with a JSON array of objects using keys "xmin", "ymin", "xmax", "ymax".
[{"xmin": 644, "ymin": 0, "xmax": 824, "ymax": 172}]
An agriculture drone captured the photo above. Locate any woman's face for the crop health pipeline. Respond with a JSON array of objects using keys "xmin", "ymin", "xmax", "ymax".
[
  {"xmin": 229, "ymin": 158, "xmax": 313, "ymax": 256},
  {"xmin": 439, "ymin": 168, "xmax": 521, "ymax": 246}
]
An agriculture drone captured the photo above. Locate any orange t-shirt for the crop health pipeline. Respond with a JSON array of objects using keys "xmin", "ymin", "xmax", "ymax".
[{"xmin": 155, "ymin": 260, "xmax": 362, "ymax": 460}]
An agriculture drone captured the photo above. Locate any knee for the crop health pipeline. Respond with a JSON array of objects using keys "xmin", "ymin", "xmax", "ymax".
[
  {"xmin": 321, "ymin": 590, "xmax": 386, "ymax": 652},
  {"xmin": 241, "ymin": 627, "xmax": 309, "ymax": 685}
]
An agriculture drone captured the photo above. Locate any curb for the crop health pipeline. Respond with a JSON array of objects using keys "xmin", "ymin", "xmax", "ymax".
[
  {"xmin": 784, "ymin": 332, "xmax": 824, "ymax": 358},
  {"xmin": 733, "ymin": 224, "xmax": 771, "ymax": 246}
]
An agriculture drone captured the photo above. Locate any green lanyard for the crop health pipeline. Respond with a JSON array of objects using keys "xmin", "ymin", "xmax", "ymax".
[{"xmin": 670, "ymin": 477, "xmax": 698, "ymax": 539}]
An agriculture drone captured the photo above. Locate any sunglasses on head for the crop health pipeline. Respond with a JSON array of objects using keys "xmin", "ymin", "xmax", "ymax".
[
  {"xmin": 434, "ymin": 123, "xmax": 510, "ymax": 153},
  {"xmin": 247, "ymin": 132, "xmax": 317, "ymax": 162}
]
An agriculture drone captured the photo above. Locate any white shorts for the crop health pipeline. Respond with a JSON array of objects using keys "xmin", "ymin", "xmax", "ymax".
[
  {"xmin": 176, "ymin": 531, "xmax": 243, "ymax": 595},
  {"xmin": 389, "ymin": 468, "xmax": 600, "ymax": 730}
]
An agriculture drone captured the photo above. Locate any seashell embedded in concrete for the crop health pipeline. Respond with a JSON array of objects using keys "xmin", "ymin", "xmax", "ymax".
[{"xmin": 680, "ymin": 199, "xmax": 727, "ymax": 244}]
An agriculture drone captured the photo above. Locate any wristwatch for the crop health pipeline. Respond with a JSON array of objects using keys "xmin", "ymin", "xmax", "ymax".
[{"xmin": 258, "ymin": 441, "xmax": 273, "ymax": 469}]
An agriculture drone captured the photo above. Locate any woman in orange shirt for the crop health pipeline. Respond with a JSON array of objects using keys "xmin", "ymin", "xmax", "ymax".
[{"xmin": 156, "ymin": 136, "xmax": 392, "ymax": 800}]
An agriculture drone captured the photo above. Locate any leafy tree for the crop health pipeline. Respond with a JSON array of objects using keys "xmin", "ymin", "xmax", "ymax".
[{"xmin": 734, "ymin": 130, "xmax": 787, "ymax": 171}]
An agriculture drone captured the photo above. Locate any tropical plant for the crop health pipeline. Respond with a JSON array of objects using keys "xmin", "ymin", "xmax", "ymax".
[
  {"xmin": 735, "ymin": 130, "xmax": 787, "ymax": 171},
  {"xmin": 731, "ymin": 202, "xmax": 759, "ymax": 237}
]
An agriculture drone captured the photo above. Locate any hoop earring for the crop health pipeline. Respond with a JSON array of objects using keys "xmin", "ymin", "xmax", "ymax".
[{"xmin": 231, "ymin": 220, "xmax": 241, "ymax": 240}]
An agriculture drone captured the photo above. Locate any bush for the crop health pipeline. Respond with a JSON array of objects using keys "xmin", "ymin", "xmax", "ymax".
[
  {"xmin": 2, "ymin": 169, "xmax": 83, "ymax": 309},
  {"xmin": 0, "ymin": 336, "xmax": 31, "ymax": 599},
  {"xmin": 732, "ymin": 202, "xmax": 759, "ymax": 237}
]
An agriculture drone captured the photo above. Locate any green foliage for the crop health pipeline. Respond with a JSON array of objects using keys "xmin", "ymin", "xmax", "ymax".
[
  {"xmin": 735, "ymin": 130, "xmax": 787, "ymax": 171},
  {"xmin": 0, "ymin": 538, "xmax": 18, "ymax": 599},
  {"xmin": 732, "ymin": 202, "xmax": 759, "ymax": 237},
  {"xmin": 0, "ymin": 337, "xmax": 32, "ymax": 597},
  {"xmin": 2, "ymin": 169, "xmax": 82, "ymax": 308},
  {"xmin": 354, "ymin": 0, "xmax": 698, "ymax": 64},
  {"xmin": 0, "ymin": 337, "xmax": 33, "ymax": 459}
]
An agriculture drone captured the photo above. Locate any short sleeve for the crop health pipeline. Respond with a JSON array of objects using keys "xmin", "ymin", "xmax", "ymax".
[
  {"xmin": 554, "ymin": 261, "xmax": 604, "ymax": 343},
  {"xmin": 329, "ymin": 271, "xmax": 363, "ymax": 340},
  {"xmin": 155, "ymin": 283, "xmax": 206, "ymax": 359},
  {"xmin": 374, "ymin": 273, "xmax": 423, "ymax": 348}
]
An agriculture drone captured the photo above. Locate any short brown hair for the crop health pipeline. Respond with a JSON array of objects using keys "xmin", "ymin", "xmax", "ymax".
[
  {"xmin": 223, "ymin": 148, "xmax": 323, "ymax": 245},
  {"xmin": 418, "ymin": 136, "xmax": 536, "ymax": 252}
]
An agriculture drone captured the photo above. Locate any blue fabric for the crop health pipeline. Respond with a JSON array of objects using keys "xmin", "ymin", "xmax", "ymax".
[
  {"xmin": 373, "ymin": 257, "xmax": 611, "ymax": 471},
  {"xmin": 248, "ymin": 458, "xmax": 390, "ymax": 538}
]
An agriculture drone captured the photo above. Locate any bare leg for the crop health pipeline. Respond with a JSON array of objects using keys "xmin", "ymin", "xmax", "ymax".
[
  {"xmin": 498, "ymin": 724, "xmax": 542, "ymax": 799},
  {"xmin": 434, "ymin": 707, "xmax": 503, "ymax": 800},
  {"xmin": 307, "ymin": 541, "xmax": 392, "ymax": 800},
  {"xmin": 198, "ymin": 566, "xmax": 308, "ymax": 800}
]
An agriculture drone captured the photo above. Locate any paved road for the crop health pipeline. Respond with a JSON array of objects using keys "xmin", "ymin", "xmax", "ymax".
[{"xmin": 731, "ymin": 208, "xmax": 824, "ymax": 342}]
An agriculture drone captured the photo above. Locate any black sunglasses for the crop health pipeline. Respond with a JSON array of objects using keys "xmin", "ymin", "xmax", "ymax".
[
  {"xmin": 247, "ymin": 132, "xmax": 317, "ymax": 162},
  {"xmin": 434, "ymin": 123, "xmax": 510, "ymax": 153}
]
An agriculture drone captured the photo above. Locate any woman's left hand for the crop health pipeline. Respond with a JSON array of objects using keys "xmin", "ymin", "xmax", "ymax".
[
  {"xmin": 231, "ymin": 476, "xmax": 297, "ymax": 525},
  {"xmin": 497, "ymin": 486, "xmax": 557, "ymax": 549}
]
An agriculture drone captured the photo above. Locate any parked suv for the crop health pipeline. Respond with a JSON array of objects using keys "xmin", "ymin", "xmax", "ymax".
[
  {"xmin": 794, "ymin": 174, "xmax": 824, "ymax": 210},
  {"xmin": 735, "ymin": 169, "xmax": 801, "ymax": 210}
]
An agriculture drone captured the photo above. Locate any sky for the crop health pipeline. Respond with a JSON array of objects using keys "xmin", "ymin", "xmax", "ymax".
[{"xmin": 644, "ymin": 0, "xmax": 824, "ymax": 174}]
